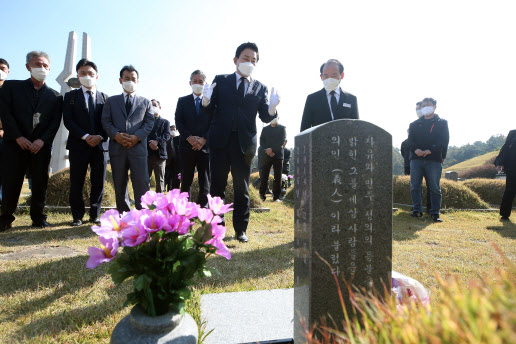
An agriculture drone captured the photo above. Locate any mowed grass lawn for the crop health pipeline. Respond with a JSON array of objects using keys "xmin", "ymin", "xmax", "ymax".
[{"xmin": 1, "ymin": 203, "xmax": 516, "ymax": 343}]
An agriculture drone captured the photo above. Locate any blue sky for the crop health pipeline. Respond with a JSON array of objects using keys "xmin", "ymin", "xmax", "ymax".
[{"xmin": 3, "ymin": 0, "xmax": 516, "ymax": 149}]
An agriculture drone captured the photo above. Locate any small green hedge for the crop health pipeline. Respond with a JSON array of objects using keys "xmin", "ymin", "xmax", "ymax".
[
  {"xmin": 188, "ymin": 173, "xmax": 263, "ymax": 208},
  {"xmin": 393, "ymin": 175, "xmax": 489, "ymax": 209},
  {"xmin": 250, "ymin": 171, "xmax": 274, "ymax": 188},
  {"xmin": 47, "ymin": 167, "xmax": 116, "ymax": 207},
  {"xmin": 463, "ymin": 178, "xmax": 506, "ymax": 205}
]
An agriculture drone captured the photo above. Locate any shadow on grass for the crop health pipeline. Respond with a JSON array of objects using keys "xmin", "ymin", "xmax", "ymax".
[
  {"xmin": 200, "ymin": 242, "xmax": 294, "ymax": 288},
  {"xmin": 486, "ymin": 220, "xmax": 516, "ymax": 239},
  {"xmin": 392, "ymin": 211, "xmax": 433, "ymax": 241},
  {"xmin": 0, "ymin": 225, "xmax": 96, "ymax": 247}
]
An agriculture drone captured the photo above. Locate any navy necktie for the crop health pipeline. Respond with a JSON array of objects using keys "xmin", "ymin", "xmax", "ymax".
[
  {"xmin": 237, "ymin": 77, "xmax": 246, "ymax": 99},
  {"xmin": 87, "ymin": 90, "xmax": 95, "ymax": 132},
  {"xmin": 330, "ymin": 90, "xmax": 338, "ymax": 119},
  {"xmin": 195, "ymin": 97, "xmax": 200, "ymax": 115}
]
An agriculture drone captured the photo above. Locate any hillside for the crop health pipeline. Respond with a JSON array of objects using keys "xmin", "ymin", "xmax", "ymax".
[{"xmin": 443, "ymin": 150, "xmax": 499, "ymax": 175}]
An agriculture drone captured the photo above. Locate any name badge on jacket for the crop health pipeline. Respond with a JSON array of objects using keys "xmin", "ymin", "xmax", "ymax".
[{"xmin": 343, "ymin": 103, "xmax": 351, "ymax": 108}]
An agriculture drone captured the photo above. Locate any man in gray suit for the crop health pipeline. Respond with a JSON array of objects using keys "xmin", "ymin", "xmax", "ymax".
[{"xmin": 101, "ymin": 65, "xmax": 154, "ymax": 212}]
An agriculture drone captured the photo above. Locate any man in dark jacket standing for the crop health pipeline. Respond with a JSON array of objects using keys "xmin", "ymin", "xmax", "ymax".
[
  {"xmin": 147, "ymin": 99, "xmax": 170, "ymax": 193},
  {"xmin": 407, "ymin": 97, "xmax": 449, "ymax": 222},
  {"xmin": 175, "ymin": 70, "xmax": 211, "ymax": 207},
  {"xmin": 259, "ymin": 117, "xmax": 286, "ymax": 201},
  {"xmin": 0, "ymin": 51, "xmax": 63, "ymax": 231},
  {"xmin": 495, "ymin": 130, "xmax": 516, "ymax": 220},
  {"xmin": 63, "ymin": 59, "xmax": 108, "ymax": 226}
]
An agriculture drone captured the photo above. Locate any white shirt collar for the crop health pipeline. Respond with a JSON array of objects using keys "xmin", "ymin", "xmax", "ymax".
[
  {"xmin": 81, "ymin": 85, "xmax": 96, "ymax": 95},
  {"xmin": 326, "ymin": 87, "xmax": 342, "ymax": 97},
  {"xmin": 123, "ymin": 90, "xmax": 136, "ymax": 98},
  {"xmin": 235, "ymin": 71, "xmax": 253, "ymax": 83},
  {"xmin": 192, "ymin": 93, "xmax": 203, "ymax": 100}
]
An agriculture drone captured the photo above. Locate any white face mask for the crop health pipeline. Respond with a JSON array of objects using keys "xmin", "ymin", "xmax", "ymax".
[
  {"xmin": 79, "ymin": 76, "xmax": 96, "ymax": 88},
  {"xmin": 421, "ymin": 106, "xmax": 435, "ymax": 116},
  {"xmin": 323, "ymin": 78, "xmax": 340, "ymax": 92},
  {"xmin": 416, "ymin": 109, "xmax": 423, "ymax": 118},
  {"xmin": 122, "ymin": 81, "xmax": 137, "ymax": 93},
  {"xmin": 271, "ymin": 118, "xmax": 278, "ymax": 126},
  {"xmin": 31, "ymin": 67, "xmax": 49, "ymax": 81},
  {"xmin": 171, "ymin": 130, "xmax": 179, "ymax": 136},
  {"xmin": 191, "ymin": 84, "xmax": 204, "ymax": 95},
  {"xmin": 238, "ymin": 61, "xmax": 255, "ymax": 77},
  {"xmin": 151, "ymin": 106, "xmax": 160, "ymax": 115},
  {"xmin": 0, "ymin": 70, "xmax": 7, "ymax": 80}
]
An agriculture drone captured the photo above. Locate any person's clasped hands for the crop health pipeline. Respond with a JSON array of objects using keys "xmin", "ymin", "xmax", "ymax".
[{"xmin": 415, "ymin": 148, "xmax": 432, "ymax": 157}]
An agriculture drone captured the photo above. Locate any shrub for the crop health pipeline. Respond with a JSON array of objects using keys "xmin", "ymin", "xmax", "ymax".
[
  {"xmin": 47, "ymin": 167, "xmax": 116, "ymax": 207},
  {"xmin": 285, "ymin": 187, "xmax": 294, "ymax": 202},
  {"xmin": 393, "ymin": 175, "xmax": 489, "ymax": 209},
  {"xmin": 463, "ymin": 178, "xmax": 506, "ymax": 205},
  {"xmin": 305, "ymin": 247, "xmax": 516, "ymax": 343},
  {"xmin": 459, "ymin": 164, "xmax": 497, "ymax": 179},
  {"xmin": 250, "ymin": 171, "xmax": 274, "ymax": 189},
  {"xmin": 188, "ymin": 173, "xmax": 263, "ymax": 208}
]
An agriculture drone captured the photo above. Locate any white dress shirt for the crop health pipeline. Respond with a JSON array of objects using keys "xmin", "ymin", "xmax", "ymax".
[
  {"xmin": 326, "ymin": 87, "xmax": 341, "ymax": 121},
  {"xmin": 235, "ymin": 71, "xmax": 251, "ymax": 95}
]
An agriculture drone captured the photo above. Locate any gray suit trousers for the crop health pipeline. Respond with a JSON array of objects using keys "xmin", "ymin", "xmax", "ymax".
[{"xmin": 110, "ymin": 151, "xmax": 150, "ymax": 212}]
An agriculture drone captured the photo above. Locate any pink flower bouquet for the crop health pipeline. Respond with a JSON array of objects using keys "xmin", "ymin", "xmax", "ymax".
[{"xmin": 86, "ymin": 190, "xmax": 232, "ymax": 316}]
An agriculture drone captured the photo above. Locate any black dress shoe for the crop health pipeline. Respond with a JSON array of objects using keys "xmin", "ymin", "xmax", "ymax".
[
  {"xmin": 431, "ymin": 214, "xmax": 443, "ymax": 222},
  {"xmin": 71, "ymin": 219, "xmax": 83, "ymax": 226},
  {"xmin": 236, "ymin": 232, "xmax": 248, "ymax": 243},
  {"xmin": 260, "ymin": 195, "xmax": 266, "ymax": 202},
  {"xmin": 32, "ymin": 220, "xmax": 50, "ymax": 228},
  {"xmin": 0, "ymin": 222, "xmax": 12, "ymax": 232},
  {"xmin": 90, "ymin": 217, "xmax": 101, "ymax": 225},
  {"xmin": 501, "ymin": 216, "xmax": 510, "ymax": 221},
  {"xmin": 410, "ymin": 211, "xmax": 423, "ymax": 218}
]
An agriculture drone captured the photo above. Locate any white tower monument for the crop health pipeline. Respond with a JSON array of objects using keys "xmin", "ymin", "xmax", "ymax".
[{"xmin": 49, "ymin": 31, "xmax": 91, "ymax": 173}]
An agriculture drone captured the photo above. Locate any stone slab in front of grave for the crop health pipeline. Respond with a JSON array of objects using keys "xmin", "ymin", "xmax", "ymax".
[{"xmin": 294, "ymin": 119, "xmax": 392, "ymax": 342}]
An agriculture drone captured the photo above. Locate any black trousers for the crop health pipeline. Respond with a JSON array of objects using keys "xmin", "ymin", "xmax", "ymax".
[
  {"xmin": 0, "ymin": 141, "xmax": 51, "ymax": 224},
  {"xmin": 180, "ymin": 148, "xmax": 210, "ymax": 207},
  {"xmin": 500, "ymin": 174, "xmax": 516, "ymax": 218},
  {"xmin": 69, "ymin": 148, "xmax": 107, "ymax": 221},
  {"xmin": 165, "ymin": 161, "xmax": 181, "ymax": 191},
  {"xmin": 210, "ymin": 132, "xmax": 253, "ymax": 234},
  {"xmin": 147, "ymin": 155, "xmax": 166, "ymax": 193},
  {"xmin": 260, "ymin": 155, "xmax": 283, "ymax": 199}
]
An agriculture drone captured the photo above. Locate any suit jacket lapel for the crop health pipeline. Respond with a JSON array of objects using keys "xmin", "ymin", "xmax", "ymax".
[
  {"xmin": 334, "ymin": 88, "xmax": 346, "ymax": 119},
  {"xmin": 187, "ymin": 95, "xmax": 196, "ymax": 116},
  {"xmin": 128, "ymin": 95, "xmax": 139, "ymax": 118},
  {"xmin": 318, "ymin": 88, "xmax": 332, "ymax": 123},
  {"xmin": 229, "ymin": 73, "xmax": 238, "ymax": 98},
  {"xmin": 34, "ymin": 85, "xmax": 53, "ymax": 113},
  {"xmin": 23, "ymin": 79, "xmax": 35, "ymax": 111},
  {"xmin": 118, "ymin": 94, "xmax": 128, "ymax": 118},
  {"xmin": 246, "ymin": 78, "xmax": 255, "ymax": 97}
]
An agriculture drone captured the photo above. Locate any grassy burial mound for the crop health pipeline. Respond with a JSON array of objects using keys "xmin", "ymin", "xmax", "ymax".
[{"xmin": 443, "ymin": 150, "xmax": 499, "ymax": 177}]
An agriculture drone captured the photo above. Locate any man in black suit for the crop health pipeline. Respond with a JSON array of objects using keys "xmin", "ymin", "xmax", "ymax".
[
  {"xmin": 101, "ymin": 65, "xmax": 154, "ymax": 212},
  {"xmin": 147, "ymin": 99, "xmax": 170, "ymax": 193},
  {"xmin": 63, "ymin": 59, "xmax": 108, "ymax": 226},
  {"xmin": 0, "ymin": 51, "xmax": 63, "ymax": 231},
  {"xmin": 259, "ymin": 117, "xmax": 286, "ymax": 201},
  {"xmin": 202, "ymin": 42, "xmax": 280, "ymax": 242},
  {"xmin": 0, "ymin": 58, "xmax": 10, "ymax": 206},
  {"xmin": 175, "ymin": 70, "xmax": 211, "ymax": 207},
  {"xmin": 495, "ymin": 130, "xmax": 516, "ymax": 221},
  {"xmin": 300, "ymin": 59, "xmax": 359, "ymax": 132}
]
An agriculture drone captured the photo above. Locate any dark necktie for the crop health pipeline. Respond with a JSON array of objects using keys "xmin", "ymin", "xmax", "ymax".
[
  {"xmin": 87, "ymin": 90, "xmax": 95, "ymax": 132},
  {"xmin": 237, "ymin": 77, "xmax": 247, "ymax": 99},
  {"xmin": 125, "ymin": 94, "xmax": 132, "ymax": 114},
  {"xmin": 330, "ymin": 90, "xmax": 338, "ymax": 120},
  {"xmin": 195, "ymin": 97, "xmax": 200, "ymax": 115}
]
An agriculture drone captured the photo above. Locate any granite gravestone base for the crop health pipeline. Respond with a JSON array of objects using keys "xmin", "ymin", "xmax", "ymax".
[{"xmin": 294, "ymin": 119, "xmax": 393, "ymax": 342}]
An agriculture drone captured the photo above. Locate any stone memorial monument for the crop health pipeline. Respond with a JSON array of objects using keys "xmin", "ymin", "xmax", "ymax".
[
  {"xmin": 49, "ymin": 31, "xmax": 91, "ymax": 173},
  {"xmin": 294, "ymin": 119, "xmax": 392, "ymax": 342}
]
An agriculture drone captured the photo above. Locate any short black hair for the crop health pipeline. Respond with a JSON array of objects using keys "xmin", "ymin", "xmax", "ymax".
[
  {"xmin": 235, "ymin": 42, "xmax": 259, "ymax": 62},
  {"xmin": 120, "ymin": 65, "xmax": 139, "ymax": 79},
  {"xmin": 416, "ymin": 101, "xmax": 422, "ymax": 106},
  {"xmin": 0, "ymin": 58, "xmax": 9, "ymax": 69},
  {"xmin": 76, "ymin": 58, "xmax": 97, "ymax": 73},
  {"xmin": 422, "ymin": 98, "xmax": 437, "ymax": 106},
  {"xmin": 151, "ymin": 99, "xmax": 161, "ymax": 106},
  {"xmin": 190, "ymin": 69, "xmax": 206, "ymax": 81},
  {"xmin": 320, "ymin": 59, "xmax": 344, "ymax": 74}
]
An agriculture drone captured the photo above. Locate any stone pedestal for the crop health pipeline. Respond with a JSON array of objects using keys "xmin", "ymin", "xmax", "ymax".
[{"xmin": 111, "ymin": 305, "xmax": 198, "ymax": 344}]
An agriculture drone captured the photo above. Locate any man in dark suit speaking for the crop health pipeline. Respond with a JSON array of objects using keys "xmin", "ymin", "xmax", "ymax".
[
  {"xmin": 63, "ymin": 59, "xmax": 108, "ymax": 226},
  {"xmin": 175, "ymin": 70, "xmax": 212, "ymax": 208},
  {"xmin": 300, "ymin": 59, "xmax": 358, "ymax": 132},
  {"xmin": 101, "ymin": 65, "xmax": 154, "ymax": 212},
  {"xmin": 0, "ymin": 51, "xmax": 63, "ymax": 231},
  {"xmin": 202, "ymin": 42, "xmax": 280, "ymax": 242}
]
